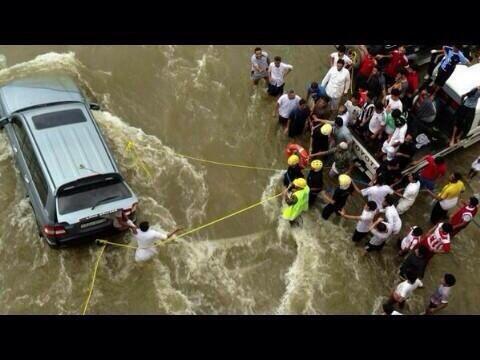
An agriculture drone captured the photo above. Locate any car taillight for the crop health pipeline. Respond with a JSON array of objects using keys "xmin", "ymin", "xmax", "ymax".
[
  {"xmin": 123, "ymin": 202, "xmax": 138, "ymax": 216},
  {"xmin": 43, "ymin": 225, "xmax": 67, "ymax": 237}
]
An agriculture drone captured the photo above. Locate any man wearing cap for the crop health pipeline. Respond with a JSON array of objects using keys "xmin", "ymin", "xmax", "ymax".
[
  {"xmin": 282, "ymin": 177, "xmax": 310, "ymax": 226},
  {"xmin": 307, "ymin": 160, "xmax": 324, "ymax": 207},
  {"xmin": 283, "ymin": 154, "xmax": 304, "ymax": 188},
  {"xmin": 310, "ymin": 123, "xmax": 332, "ymax": 157},
  {"xmin": 321, "ymin": 174, "xmax": 355, "ymax": 220},
  {"xmin": 311, "ymin": 141, "xmax": 353, "ymax": 178}
]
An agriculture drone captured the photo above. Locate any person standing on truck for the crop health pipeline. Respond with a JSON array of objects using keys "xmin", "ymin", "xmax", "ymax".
[
  {"xmin": 250, "ymin": 47, "xmax": 270, "ymax": 86},
  {"xmin": 388, "ymin": 69, "xmax": 409, "ymax": 99},
  {"xmin": 410, "ymin": 86, "xmax": 437, "ymax": 136},
  {"xmin": 396, "ymin": 134, "xmax": 417, "ymax": 170},
  {"xmin": 381, "ymin": 109, "xmax": 408, "ymax": 161},
  {"xmin": 433, "ymin": 45, "xmax": 470, "ymax": 88},
  {"xmin": 275, "ymin": 89, "xmax": 301, "ymax": 128},
  {"xmin": 268, "ymin": 56, "xmax": 293, "ymax": 97},
  {"xmin": 450, "ymin": 85, "xmax": 480, "ymax": 146},
  {"xmin": 133, "ymin": 221, "xmax": 182, "ymax": 263},
  {"xmin": 356, "ymin": 51, "xmax": 377, "ymax": 91},
  {"xmin": 321, "ymin": 59, "xmax": 351, "ymax": 111},
  {"xmin": 357, "ymin": 91, "xmax": 375, "ymax": 130},
  {"xmin": 375, "ymin": 46, "xmax": 409, "ymax": 86},
  {"xmin": 412, "ymin": 155, "xmax": 447, "ymax": 192},
  {"xmin": 312, "ymin": 141, "xmax": 354, "ymax": 178},
  {"xmin": 365, "ymin": 101, "xmax": 386, "ymax": 145},
  {"xmin": 366, "ymin": 65, "xmax": 387, "ymax": 101},
  {"xmin": 427, "ymin": 172, "xmax": 465, "ymax": 225},
  {"xmin": 449, "ymin": 196, "xmax": 479, "ymax": 238}
]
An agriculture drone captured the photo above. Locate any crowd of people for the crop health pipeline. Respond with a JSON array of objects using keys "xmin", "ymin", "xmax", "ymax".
[{"xmin": 251, "ymin": 45, "xmax": 480, "ymax": 315}]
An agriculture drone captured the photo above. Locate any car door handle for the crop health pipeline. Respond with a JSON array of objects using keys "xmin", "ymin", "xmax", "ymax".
[
  {"xmin": 24, "ymin": 175, "xmax": 30, "ymax": 184},
  {"xmin": 12, "ymin": 146, "xmax": 18, "ymax": 153}
]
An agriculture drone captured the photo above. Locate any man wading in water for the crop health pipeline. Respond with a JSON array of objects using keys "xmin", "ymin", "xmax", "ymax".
[{"xmin": 282, "ymin": 178, "xmax": 310, "ymax": 226}]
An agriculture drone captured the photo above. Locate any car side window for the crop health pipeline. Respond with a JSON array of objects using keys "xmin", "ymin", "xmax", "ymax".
[{"xmin": 12, "ymin": 117, "xmax": 48, "ymax": 205}]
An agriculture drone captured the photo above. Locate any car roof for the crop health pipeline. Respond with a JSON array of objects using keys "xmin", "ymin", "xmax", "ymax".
[
  {"xmin": 444, "ymin": 64, "xmax": 480, "ymax": 109},
  {"xmin": 22, "ymin": 102, "xmax": 117, "ymax": 190},
  {"xmin": 0, "ymin": 75, "xmax": 84, "ymax": 115}
]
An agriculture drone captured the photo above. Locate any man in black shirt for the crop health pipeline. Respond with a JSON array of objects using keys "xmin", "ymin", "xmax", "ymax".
[
  {"xmin": 310, "ymin": 123, "xmax": 332, "ymax": 157},
  {"xmin": 399, "ymin": 245, "xmax": 429, "ymax": 283},
  {"xmin": 321, "ymin": 174, "xmax": 356, "ymax": 220},
  {"xmin": 375, "ymin": 158, "xmax": 402, "ymax": 186},
  {"xmin": 286, "ymin": 99, "xmax": 311, "ymax": 138},
  {"xmin": 283, "ymin": 154, "xmax": 304, "ymax": 187},
  {"xmin": 307, "ymin": 160, "xmax": 324, "ymax": 207}
]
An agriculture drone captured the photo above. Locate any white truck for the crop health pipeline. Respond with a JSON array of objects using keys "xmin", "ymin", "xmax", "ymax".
[{"xmin": 352, "ymin": 63, "xmax": 480, "ymax": 179}]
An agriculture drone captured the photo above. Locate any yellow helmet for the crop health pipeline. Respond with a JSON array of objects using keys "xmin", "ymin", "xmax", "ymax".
[
  {"xmin": 311, "ymin": 160, "xmax": 323, "ymax": 170},
  {"xmin": 293, "ymin": 178, "xmax": 307, "ymax": 189},
  {"xmin": 321, "ymin": 123, "xmax": 333, "ymax": 136},
  {"xmin": 338, "ymin": 174, "xmax": 352, "ymax": 188},
  {"xmin": 288, "ymin": 154, "xmax": 300, "ymax": 166}
]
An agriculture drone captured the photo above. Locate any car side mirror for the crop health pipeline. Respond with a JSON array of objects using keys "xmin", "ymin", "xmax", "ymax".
[
  {"xmin": 89, "ymin": 103, "xmax": 101, "ymax": 111},
  {"xmin": 0, "ymin": 116, "xmax": 9, "ymax": 129}
]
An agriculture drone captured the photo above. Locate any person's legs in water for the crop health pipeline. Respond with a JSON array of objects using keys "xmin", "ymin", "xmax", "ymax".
[
  {"xmin": 430, "ymin": 201, "xmax": 448, "ymax": 224},
  {"xmin": 322, "ymin": 204, "xmax": 336, "ymax": 220}
]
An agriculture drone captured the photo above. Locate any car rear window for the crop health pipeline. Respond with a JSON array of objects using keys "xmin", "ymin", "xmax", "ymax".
[
  {"xmin": 32, "ymin": 109, "xmax": 87, "ymax": 130},
  {"xmin": 57, "ymin": 177, "xmax": 131, "ymax": 215}
]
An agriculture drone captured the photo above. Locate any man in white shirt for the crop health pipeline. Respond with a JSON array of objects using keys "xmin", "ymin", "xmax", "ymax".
[
  {"xmin": 268, "ymin": 56, "xmax": 293, "ymax": 97},
  {"xmin": 360, "ymin": 177, "xmax": 394, "ymax": 210},
  {"xmin": 275, "ymin": 90, "xmax": 301, "ymax": 128},
  {"xmin": 321, "ymin": 58, "xmax": 350, "ymax": 110},
  {"xmin": 133, "ymin": 221, "xmax": 182, "ymax": 263},
  {"xmin": 388, "ymin": 269, "xmax": 422, "ymax": 310},
  {"xmin": 251, "ymin": 47, "xmax": 270, "ymax": 86},
  {"xmin": 381, "ymin": 110, "xmax": 408, "ymax": 160},
  {"xmin": 385, "ymin": 88, "xmax": 403, "ymax": 113},
  {"xmin": 366, "ymin": 101, "xmax": 386, "ymax": 140},
  {"xmin": 339, "ymin": 201, "xmax": 378, "ymax": 243},
  {"xmin": 364, "ymin": 218, "xmax": 392, "ymax": 254},
  {"xmin": 330, "ymin": 45, "xmax": 353, "ymax": 69},
  {"xmin": 382, "ymin": 194, "xmax": 402, "ymax": 236},
  {"xmin": 396, "ymin": 173, "xmax": 421, "ymax": 215}
]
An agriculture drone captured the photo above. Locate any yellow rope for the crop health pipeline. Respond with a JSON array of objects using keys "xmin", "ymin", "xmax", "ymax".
[
  {"xmin": 125, "ymin": 141, "xmax": 153, "ymax": 179},
  {"xmin": 96, "ymin": 192, "xmax": 283, "ymax": 250},
  {"xmin": 82, "ymin": 243, "xmax": 107, "ymax": 315},
  {"xmin": 125, "ymin": 140, "xmax": 283, "ymax": 172}
]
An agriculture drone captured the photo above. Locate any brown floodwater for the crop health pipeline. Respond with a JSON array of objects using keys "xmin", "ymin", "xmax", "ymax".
[{"xmin": 0, "ymin": 45, "xmax": 478, "ymax": 314}]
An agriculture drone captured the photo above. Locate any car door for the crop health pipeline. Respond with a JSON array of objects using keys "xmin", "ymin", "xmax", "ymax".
[{"xmin": 8, "ymin": 116, "xmax": 48, "ymax": 225}]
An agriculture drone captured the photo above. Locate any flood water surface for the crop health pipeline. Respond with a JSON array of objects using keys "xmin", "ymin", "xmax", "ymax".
[{"xmin": 0, "ymin": 45, "xmax": 479, "ymax": 314}]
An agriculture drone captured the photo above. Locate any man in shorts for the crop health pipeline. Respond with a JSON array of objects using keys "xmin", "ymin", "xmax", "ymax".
[
  {"xmin": 424, "ymin": 273, "xmax": 456, "ymax": 315},
  {"xmin": 250, "ymin": 47, "xmax": 270, "ymax": 86}
]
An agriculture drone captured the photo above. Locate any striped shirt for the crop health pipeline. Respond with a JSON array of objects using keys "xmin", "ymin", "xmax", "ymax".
[{"xmin": 360, "ymin": 102, "xmax": 375, "ymax": 125}]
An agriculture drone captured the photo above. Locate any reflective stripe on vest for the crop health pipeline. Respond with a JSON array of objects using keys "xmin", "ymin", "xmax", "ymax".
[{"xmin": 282, "ymin": 186, "xmax": 310, "ymax": 221}]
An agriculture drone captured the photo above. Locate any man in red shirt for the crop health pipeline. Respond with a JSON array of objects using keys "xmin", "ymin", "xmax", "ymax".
[
  {"xmin": 450, "ymin": 196, "xmax": 479, "ymax": 238},
  {"xmin": 356, "ymin": 51, "xmax": 377, "ymax": 91},
  {"xmin": 376, "ymin": 46, "xmax": 409, "ymax": 86},
  {"xmin": 420, "ymin": 222, "xmax": 453, "ymax": 262},
  {"xmin": 412, "ymin": 155, "xmax": 447, "ymax": 191},
  {"xmin": 406, "ymin": 62, "xmax": 419, "ymax": 94}
]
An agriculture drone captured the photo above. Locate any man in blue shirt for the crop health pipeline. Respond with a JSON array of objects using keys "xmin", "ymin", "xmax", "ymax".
[{"xmin": 434, "ymin": 45, "xmax": 470, "ymax": 87}]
